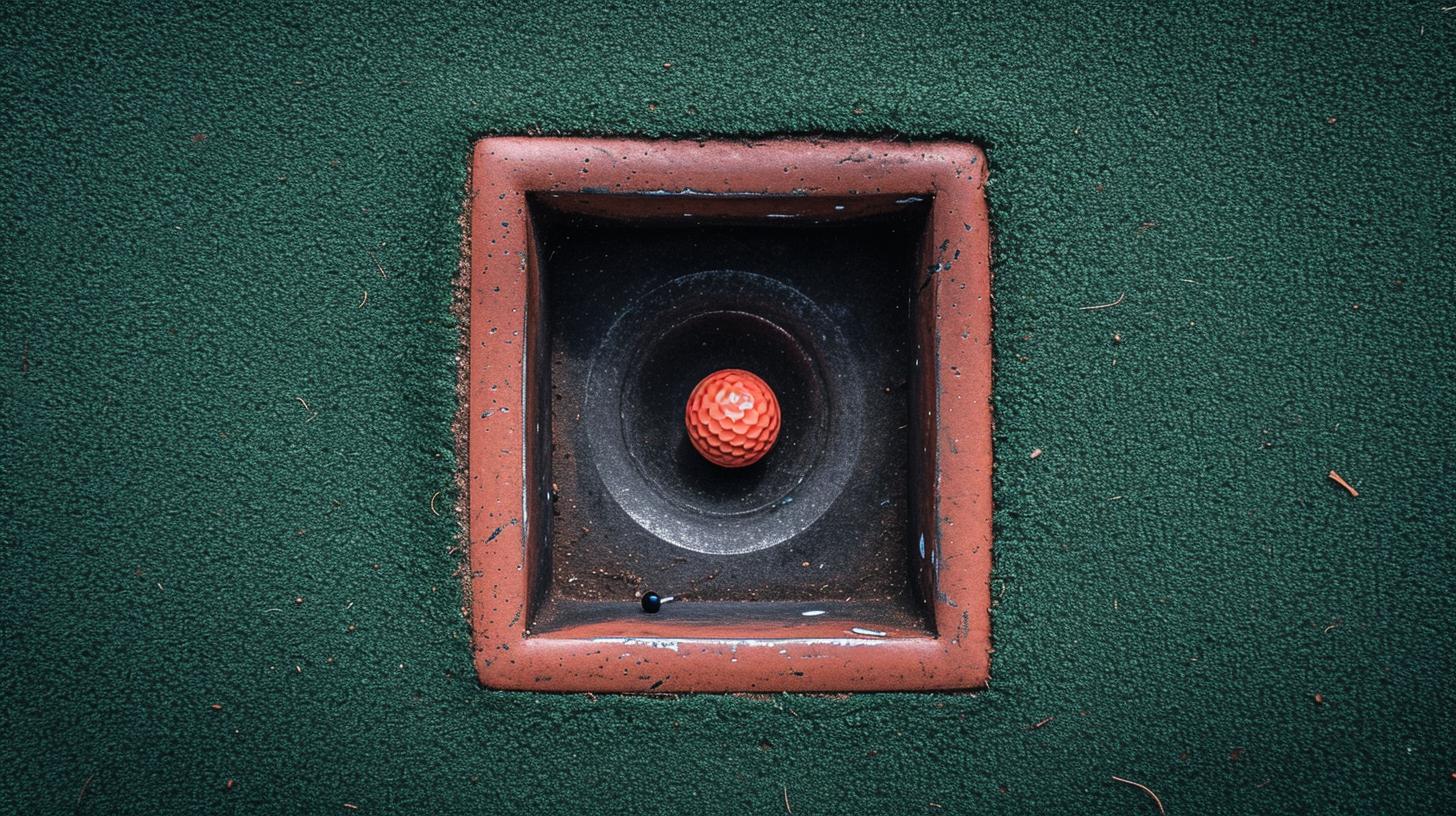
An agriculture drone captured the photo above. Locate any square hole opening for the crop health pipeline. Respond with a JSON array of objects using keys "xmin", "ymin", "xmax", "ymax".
[{"xmin": 523, "ymin": 195, "xmax": 936, "ymax": 637}]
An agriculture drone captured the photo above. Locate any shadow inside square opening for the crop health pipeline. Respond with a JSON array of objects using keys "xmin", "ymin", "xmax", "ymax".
[{"xmin": 524, "ymin": 194, "xmax": 937, "ymax": 635}]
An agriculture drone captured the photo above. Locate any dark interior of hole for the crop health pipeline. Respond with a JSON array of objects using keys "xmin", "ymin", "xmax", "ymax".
[{"xmin": 528, "ymin": 199, "xmax": 932, "ymax": 628}]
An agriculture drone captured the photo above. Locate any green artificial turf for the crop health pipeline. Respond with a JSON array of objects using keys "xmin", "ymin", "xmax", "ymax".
[{"xmin": 3, "ymin": 1, "xmax": 1454, "ymax": 813}]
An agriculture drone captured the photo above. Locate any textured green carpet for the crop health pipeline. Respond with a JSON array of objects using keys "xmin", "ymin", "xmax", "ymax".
[{"xmin": 3, "ymin": 1, "xmax": 1453, "ymax": 813}]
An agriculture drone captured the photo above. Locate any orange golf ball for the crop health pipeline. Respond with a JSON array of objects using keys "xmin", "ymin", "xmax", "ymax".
[{"xmin": 685, "ymin": 369, "xmax": 781, "ymax": 468}]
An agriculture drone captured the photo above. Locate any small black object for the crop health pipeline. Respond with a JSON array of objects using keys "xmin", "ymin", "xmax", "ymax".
[{"xmin": 640, "ymin": 592, "xmax": 662, "ymax": 613}]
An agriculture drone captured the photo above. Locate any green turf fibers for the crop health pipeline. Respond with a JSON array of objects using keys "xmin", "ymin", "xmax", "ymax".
[{"xmin": 2, "ymin": 1, "xmax": 1453, "ymax": 813}]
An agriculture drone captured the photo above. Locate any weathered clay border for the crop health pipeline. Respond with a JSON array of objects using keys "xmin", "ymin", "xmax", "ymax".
[{"xmin": 466, "ymin": 137, "xmax": 992, "ymax": 692}]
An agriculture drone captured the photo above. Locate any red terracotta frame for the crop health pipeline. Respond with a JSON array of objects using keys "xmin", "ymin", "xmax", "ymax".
[{"xmin": 466, "ymin": 137, "xmax": 992, "ymax": 692}]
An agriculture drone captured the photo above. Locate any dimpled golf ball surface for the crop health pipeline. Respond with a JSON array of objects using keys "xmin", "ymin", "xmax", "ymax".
[{"xmin": 685, "ymin": 369, "xmax": 781, "ymax": 468}]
